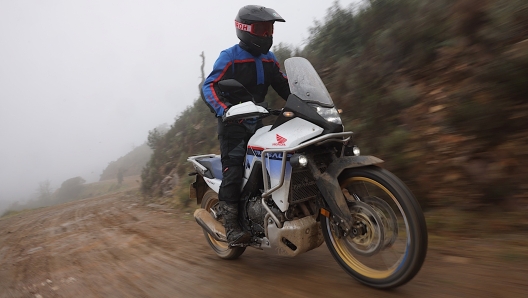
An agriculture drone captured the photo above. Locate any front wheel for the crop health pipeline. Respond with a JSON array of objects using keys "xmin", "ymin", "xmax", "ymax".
[
  {"xmin": 321, "ymin": 166, "xmax": 428, "ymax": 289},
  {"xmin": 201, "ymin": 189, "xmax": 245, "ymax": 259}
]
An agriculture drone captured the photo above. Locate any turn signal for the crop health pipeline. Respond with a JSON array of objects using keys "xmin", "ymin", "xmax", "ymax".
[{"xmin": 320, "ymin": 208, "xmax": 330, "ymax": 217}]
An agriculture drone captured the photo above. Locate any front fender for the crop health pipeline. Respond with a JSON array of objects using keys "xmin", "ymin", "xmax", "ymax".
[
  {"xmin": 308, "ymin": 156, "xmax": 383, "ymax": 232},
  {"xmin": 327, "ymin": 156, "xmax": 384, "ymax": 176}
]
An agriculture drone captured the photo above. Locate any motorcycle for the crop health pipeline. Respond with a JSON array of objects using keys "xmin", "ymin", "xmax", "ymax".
[{"xmin": 188, "ymin": 57, "xmax": 427, "ymax": 289}]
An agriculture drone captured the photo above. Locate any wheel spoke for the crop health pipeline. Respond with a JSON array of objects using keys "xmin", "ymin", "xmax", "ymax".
[{"xmin": 350, "ymin": 181, "xmax": 370, "ymax": 200}]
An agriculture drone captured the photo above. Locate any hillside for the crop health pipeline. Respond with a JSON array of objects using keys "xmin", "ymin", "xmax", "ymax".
[
  {"xmin": 1, "ymin": 176, "xmax": 140, "ymax": 218},
  {"xmin": 99, "ymin": 143, "xmax": 152, "ymax": 181},
  {"xmin": 141, "ymin": 0, "xmax": 528, "ymax": 216}
]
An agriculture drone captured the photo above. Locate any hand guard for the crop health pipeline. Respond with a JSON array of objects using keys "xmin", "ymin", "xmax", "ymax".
[
  {"xmin": 221, "ymin": 107, "xmax": 231, "ymax": 122},
  {"xmin": 221, "ymin": 101, "xmax": 269, "ymax": 123}
]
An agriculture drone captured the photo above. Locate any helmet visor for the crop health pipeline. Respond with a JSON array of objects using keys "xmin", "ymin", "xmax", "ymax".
[{"xmin": 235, "ymin": 21, "xmax": 274, "ymax": 37}]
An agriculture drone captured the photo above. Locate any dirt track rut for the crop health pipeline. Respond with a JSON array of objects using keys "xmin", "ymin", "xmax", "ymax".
[{"xmin": 1, "ymin": 192, "xmax": 527, "ymax": 297}]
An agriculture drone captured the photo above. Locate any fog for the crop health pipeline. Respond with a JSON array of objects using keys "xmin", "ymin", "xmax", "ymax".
[{"xmin": 0, "ymin": 0, "xmax": 359, "ymax": 210}]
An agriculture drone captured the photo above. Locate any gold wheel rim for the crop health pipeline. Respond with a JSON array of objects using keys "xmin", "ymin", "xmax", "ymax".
[{"xmin": 329, "ymin": 176, "xmax": 409, "ymax": 279}]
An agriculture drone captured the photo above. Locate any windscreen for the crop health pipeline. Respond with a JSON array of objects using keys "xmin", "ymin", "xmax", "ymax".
[{"xmin": 284, "ymin": 57, "xmax": 334, "ymax": 107}]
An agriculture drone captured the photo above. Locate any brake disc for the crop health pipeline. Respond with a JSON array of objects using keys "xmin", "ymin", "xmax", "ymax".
[{"xmin": 344, "ymin": 201, "xmax": 385, "ymax": 256}]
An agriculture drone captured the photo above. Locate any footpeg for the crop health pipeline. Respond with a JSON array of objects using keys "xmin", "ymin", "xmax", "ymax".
[
  {"xmin": 229, "ymin": 242, "xmax": 246, "ymax": 248},
  {"xmin": 194, "ymin": 208, "xmax": 227, "ymax": 242}
]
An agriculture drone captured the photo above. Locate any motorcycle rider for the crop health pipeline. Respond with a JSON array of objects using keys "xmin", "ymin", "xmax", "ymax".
[{"xmin": 201, "ymin": 5, "xmax": 290, "ymax": 245}]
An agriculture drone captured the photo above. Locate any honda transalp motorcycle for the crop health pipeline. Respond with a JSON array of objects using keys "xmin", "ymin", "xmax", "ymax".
[{"xmin": 188, "ymin": 57, "xmax": 427, "ymax": 289}]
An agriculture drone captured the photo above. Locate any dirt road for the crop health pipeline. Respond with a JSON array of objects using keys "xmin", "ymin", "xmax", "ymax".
[{"xmin": 1, "ymin": 192, "xmax": 527, "ymax": 298}]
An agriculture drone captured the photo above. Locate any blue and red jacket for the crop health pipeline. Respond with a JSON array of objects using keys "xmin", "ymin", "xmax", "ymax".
[{"xmin": 201, "ymin": 43, "xmax": 290, "ymax": 117}]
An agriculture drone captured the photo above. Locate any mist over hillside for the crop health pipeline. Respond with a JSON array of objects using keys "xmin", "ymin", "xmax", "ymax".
[
  {"xmin": 1, "ymin": 136, "xmax": 154, "ymax": 217},
  {"xmin": 99, "ymin": 143, "xmax": 153, "ymax": 182}
]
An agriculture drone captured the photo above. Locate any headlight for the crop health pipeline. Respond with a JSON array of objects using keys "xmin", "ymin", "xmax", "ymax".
[
  {"xmin": 352, "ymin": 146, "xmax": 360, "ymax": 156},
  {"xmin": 290, "ymin": 154, "xmax": 308, "ymax": 168},
  {"xmin": 315, "ymin": 106, "xmax": 342, "ymax": 124},
  {"xmin": 344, "ymin": 144, "xmax": 361, "ymax": 156}
]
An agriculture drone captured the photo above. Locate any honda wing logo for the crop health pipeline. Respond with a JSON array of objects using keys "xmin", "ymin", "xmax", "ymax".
[{"xmin": 273, "ymin": 134, "xmax": 287, "ymax": 146}]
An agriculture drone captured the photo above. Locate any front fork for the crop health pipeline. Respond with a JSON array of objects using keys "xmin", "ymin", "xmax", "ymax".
[{"xmin": 307, "ymin": 155, "xmax": 383, "ymax": 234}]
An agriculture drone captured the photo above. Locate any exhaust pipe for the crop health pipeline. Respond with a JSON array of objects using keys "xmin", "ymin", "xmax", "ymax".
[{"xmin": 194, "ymin": 208, "xmax": 227, "ymax": 242}]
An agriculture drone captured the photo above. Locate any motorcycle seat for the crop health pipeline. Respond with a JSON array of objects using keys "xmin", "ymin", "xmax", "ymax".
[{"xmin": 196, "ymin": 156, "xmax": 223, "ymax": 180}]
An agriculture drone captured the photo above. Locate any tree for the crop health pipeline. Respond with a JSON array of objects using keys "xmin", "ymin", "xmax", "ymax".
[
  {"xmin": 117, "ymin": 168, "xmax": 126, "ymax": 185},
  {"xmin": 56, "ymin": 176, "xmax": 86, "ymax": 203},
  {"xmin": 147, "ymin": 123, "xmax": 170, "ymax": 150},
  {"xmin": 36, "ymin": 180, "xmax": 53, "ymax": 204}
]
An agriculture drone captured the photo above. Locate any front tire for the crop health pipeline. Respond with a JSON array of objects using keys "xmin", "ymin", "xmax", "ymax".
[
  {"xmin": 321, "ymin": 166, "xmax": 428, "ymax": 289},
  {"xmin": 201, "ymin": 189, "xmax": 246, "ymax": 260}
]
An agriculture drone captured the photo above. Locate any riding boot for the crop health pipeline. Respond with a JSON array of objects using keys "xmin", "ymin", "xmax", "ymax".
[{"xmin": 219, "ymin": 201, "xmax": 251, "ymax": 245}]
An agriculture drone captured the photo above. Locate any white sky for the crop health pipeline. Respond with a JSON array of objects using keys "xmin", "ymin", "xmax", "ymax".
[{"xmin": 0, "ymin": 0, "xmax": 359, "ymax": 206}]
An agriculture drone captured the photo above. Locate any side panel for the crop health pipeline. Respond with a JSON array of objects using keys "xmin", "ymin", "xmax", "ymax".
[
  {"xmin": 246, "ymin": 118, "xmax": 324, "ymax": 212},
  {"xmin": 243, "ymin": 125, "xmax": 270, "ymax": 182},
  {"xmin": 203, "ymin": 177, "xmax": 221, "ymax": 194},
  {"xmin": 247, "ymin": 118, "xmax": 324, "ymax": 149},
  {"xmin": 246, "ymin": 148, "xmax": 293, "ymax": 211}
]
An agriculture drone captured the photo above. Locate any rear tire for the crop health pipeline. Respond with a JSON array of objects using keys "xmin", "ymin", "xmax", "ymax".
[
  {"xmin": 201, "ymin": 189, "xmax": 245, "ymax": 260},
  {"xmin": 321, "ymin": 166, "xmax": 427, "ymax": 289}
]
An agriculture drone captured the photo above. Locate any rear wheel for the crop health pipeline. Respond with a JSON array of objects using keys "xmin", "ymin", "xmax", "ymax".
[
  {"xmin": 201, "ymin": 189, "xmax": 245, "ymax": 260},
  {"xmin": 321, "ymin": 166, "xmax": 428, "ymax": 289}
]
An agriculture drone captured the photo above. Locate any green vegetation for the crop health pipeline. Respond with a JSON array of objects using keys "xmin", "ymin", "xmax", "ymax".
[{"xmin": 141, "ymin": 0, "xmax": 528, "ymax": 215}]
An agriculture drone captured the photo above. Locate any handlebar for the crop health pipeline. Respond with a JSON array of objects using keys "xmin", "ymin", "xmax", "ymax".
[{"xmin": 257, "ymin": 108, "xmax": 282, "ymax": 120}]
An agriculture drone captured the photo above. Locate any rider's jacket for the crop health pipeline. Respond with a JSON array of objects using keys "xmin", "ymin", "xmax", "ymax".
[{"xmin": 201, "ymin": 43, "xmax": 290, "ymax": 118}]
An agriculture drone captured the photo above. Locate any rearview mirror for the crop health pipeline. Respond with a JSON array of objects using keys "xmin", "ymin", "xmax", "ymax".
[
  {"xmin": 218, "ymin": 79, "xmax": 245, "ymax": 93},
  {"xmin": 218, "ymin": 79, "xmax": 254, "ymax": 104}
]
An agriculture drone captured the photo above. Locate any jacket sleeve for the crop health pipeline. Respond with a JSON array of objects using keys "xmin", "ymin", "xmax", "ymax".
[
  {"xmin": 268, "ymin": 52, "xmax": 291, "ymax": 101},
  {"xmin": 201, "ymin": 50, "xmax": 233, "ymax": 117}
]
